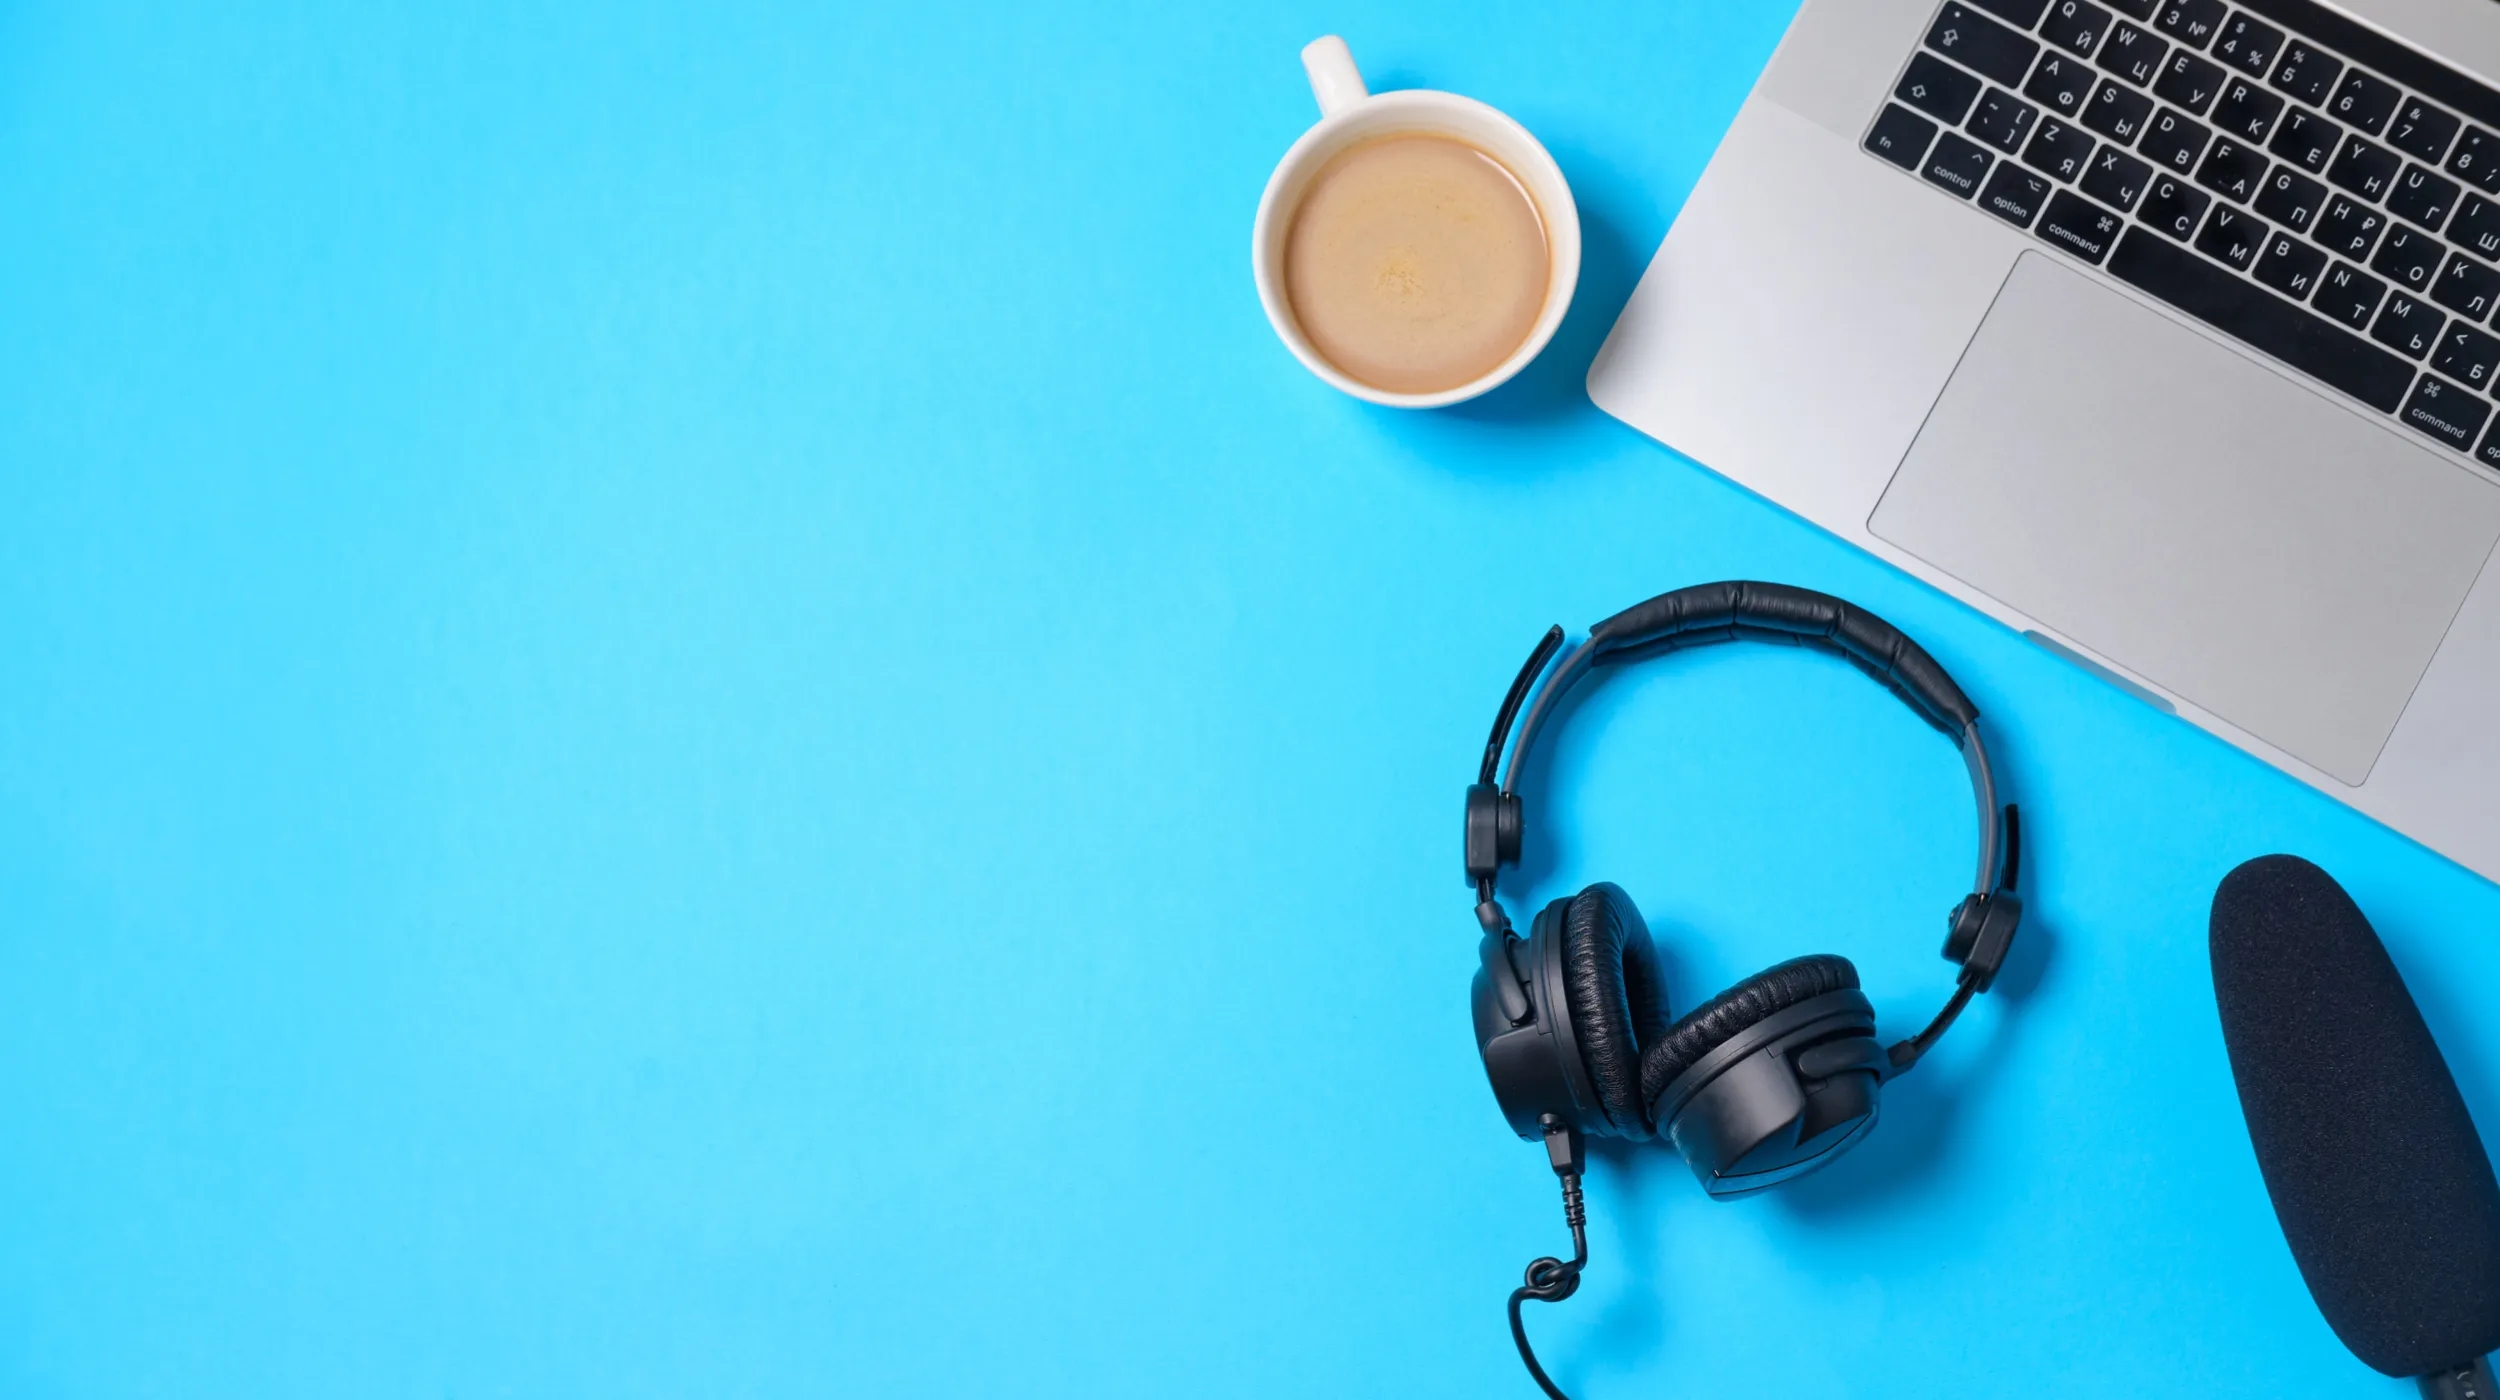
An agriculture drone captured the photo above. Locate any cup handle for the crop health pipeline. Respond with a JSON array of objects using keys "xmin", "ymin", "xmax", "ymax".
[{"xmin": 1301, "ymin": 36, "xmax": 1368, "ymax": 117}]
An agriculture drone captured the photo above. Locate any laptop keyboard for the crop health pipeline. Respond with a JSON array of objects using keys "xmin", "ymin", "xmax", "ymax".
[{"xmin": 1866, "ymin": 0, "xmax": 2500, "ymax": 464}]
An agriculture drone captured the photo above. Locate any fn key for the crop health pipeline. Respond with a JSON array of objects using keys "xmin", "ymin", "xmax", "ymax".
[{"xmin": 1867, "ymin": 104, "xmax": 1939, "ymax": 170}]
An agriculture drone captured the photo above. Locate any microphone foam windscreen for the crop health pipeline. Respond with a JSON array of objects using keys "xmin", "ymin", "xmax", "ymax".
[{"xmin": 2210, "ymin": 854, "xmax": 2500, "ymax": 1377}]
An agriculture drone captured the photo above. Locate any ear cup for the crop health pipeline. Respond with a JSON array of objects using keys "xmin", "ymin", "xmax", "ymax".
[
  {"xmin": 1639, "ymin": 954, "xmax": 1859, "ymax": 1110},
  {"xmin": 1558, "ymin": 882, "xmax": 1673, "ymax": 1137}
]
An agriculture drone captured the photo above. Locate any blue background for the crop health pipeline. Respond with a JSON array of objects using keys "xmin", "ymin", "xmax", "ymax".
[{"xmin": 5, "ymin": 1, "xmax": 2499, "ymax": 1395}]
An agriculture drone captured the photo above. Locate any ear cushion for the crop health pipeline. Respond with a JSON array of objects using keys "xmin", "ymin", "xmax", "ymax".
[
  {"xmin": 1639, "ymin": 954, "xmax": 1859, "ymax": 1110},
  {"xmin": 1558, "ymin": 882, "xmax": 1673, "ymax": 1138}
]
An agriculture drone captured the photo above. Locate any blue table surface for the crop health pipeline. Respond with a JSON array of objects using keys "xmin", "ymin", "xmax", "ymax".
[{"xmin": 6, "ymin": 1, "xmax": 2498, "ymax": 1395}]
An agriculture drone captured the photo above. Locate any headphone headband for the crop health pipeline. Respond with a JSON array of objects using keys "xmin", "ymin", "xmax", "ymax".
[
  {"xmin": 1506, "ymin": 581, "xmax": 1974, "ymax": 777},
  {"xmin": 1495, "ymin": 582, "xmax": 2003, "ymax": 895},
  {"xmin": 1596, "ymin": 580, "xmax": 1977, "ymax": 728}
]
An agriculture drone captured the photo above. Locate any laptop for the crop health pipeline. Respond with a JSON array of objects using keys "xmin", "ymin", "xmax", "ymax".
[{"xmin": 1589, "ymin": 0, "xmax": 2500, "ymax": 880}]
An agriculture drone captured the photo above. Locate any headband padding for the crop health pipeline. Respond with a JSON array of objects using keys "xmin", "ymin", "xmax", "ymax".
[
  {"xmin": 1589, "ymin": 581, "xmax": 1979, "ymax": 738},
  {"xmin": 1559, "ymin": 882, "xmax": 1673, "ymax": 1138},
  {"xmin": 1640, "ymin": 954, "xmax": 1860, "ymax": 1111}
]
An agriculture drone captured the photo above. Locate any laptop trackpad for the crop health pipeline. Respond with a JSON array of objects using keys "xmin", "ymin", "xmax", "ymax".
[{"xmin": 1870, "ymin": 252, "xmax": 2500, "ymax": 785}]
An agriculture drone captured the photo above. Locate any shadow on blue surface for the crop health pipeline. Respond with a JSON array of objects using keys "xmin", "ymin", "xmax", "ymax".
[{"xmin": 1777, "ymin": 882, "xmax": 2053, "ymax": 1219}]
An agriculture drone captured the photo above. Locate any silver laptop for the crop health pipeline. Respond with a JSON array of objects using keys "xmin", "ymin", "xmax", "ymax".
[{"xmin": 1589, "ymin": 0, "xmax": 2500, "ymax": 879}]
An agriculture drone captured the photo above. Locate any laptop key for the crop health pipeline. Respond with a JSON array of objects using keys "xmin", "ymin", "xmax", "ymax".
[
  {"xmin": 2432, "ymin": 252, "xmax": 2500, "ymax": 322},
  {"xmin": 2313, "ymin": 196, "xmax": 2387, "ymax": 261},
  {"xmin": 2040, "ymin": 1, "xmax": 2112, "ymax": 58},
  {"xmin": 2252, "ymin": 231, "xmax": 2328, "ymax": 299},
  {"xmin": 2083, "ymin": 78, "xmax": 2155, "ymax": 143},
  {"xmin": 2105, "ymin": 0, "xmax": 2159, "ymax": 18},
  {"xmin": 2152, "ymin": 0, "xmax": 2223, "ymax": 49},
  {"xmin": 2081, "ymin": 143, "xmax": 2154, "ymax": 209},
  {"xmin": 1981, "ymin": 163, "xmax": 2054, "ymax": 227},
  {"xmin": 1924, "ymin": 130, "xmax": 1998, "ymax": 197},
  {"xmin": 2387, "ymin": 164, "xmax": 2460, "ymax": 232},
  {"xmin": 2023, "ymin": 118, "xmax": 2098, "ymax": 181},
  {"xmin": 2104, "ymin": 228, "xmax": 2414, "ymax": 411},
  {"xmin": 2370, "ymin": 225, "xmax": 2442, "ymax": 293},
  {"xmin": 2026, "ymin": 52, "xmax": 2096, "ymax": 115},
  {"xmin": 1929, "ymin": 3, "xmax": 2043, "ymax": 89},
  {"xmin": 2142, "ymin": 107, "xmax": 2212, "ymax": 172},
  {"xmin": 2196, "ymin": 205, "xmax": 2268, "ymax": 270},
  {"xmin": 2371, "ymin": 292, "xmax": 2446, "ymax": 358},
  {"xmin": 2401, "ymin": 373, "xmax": 2490, "ymax": 449},
  {"xmin": 2449, "ymin": 127, "xmax": 2500, "ymax": 194},
  {"xmin": 2154, "ymin": 50, "xmax": 2226, "ymax": 114},
  {"xmin": 1969, "ymin": 87, "xmax": 2042, "ymax": 153},
  {"xmin": 2328, "ymin": 135, "xmax": 2401, "ymax": 202},
  {"xmin": 2097, "ymin": 21, "xmax": 2169, "ymax": 87},
  {"xmin": 2267, "ymin": 108, "xmax": 2343, "ymax": 173},
  {"xmin": 2315, "ymin": 261, "xmax": 2388, "ymax": 330},
  {"xmin": 2140, "ymin": 173, "xmax": 2212, "ymax": 238},
  {"xmin": 1970, "ymin": 0, "xmax": 2053, "ymax": 28},
  {"xmin": 2387, "ymin": 100, "xmax": 2462, "ymax": 166},
  {"xmin": 2269, "ymin": 41, "xmax": 2343, "ymax": 108},
  {"xmin": 2327, "ymin": 70, "xmax": 2401, "ymax": 137},
  {"xmin": 2452, "ymin": 194, "xmax": 2500, "ymax": 259},
  {"xmin": 1897, "ymin": 53, "xmax": 1983, "ymax": 127},
  {"xmin": 2476, "ymin": 419, "xmax": 2500, "ymax": 471},
  {"xmin": 2433, "ymin": 323, "xmax": 2500, "ymax": 390},
  {"xmin": 2254, "ymin": 166, "xmax": 2327, "ymax": 232},
  {"xmin": 2194, "ymin": 138, "xmax": 2268, "ymax": 202},
  {"xmin": 2209, "ymin": 12, "xmax": 2282, "ymax": 77},
  {"xmin": 2210, "ymin": 79, "xmax": 2284, "ymax": 143},
  {"xmin": 2037, "ymin": 188, "xmax": 2126, "ymax": 262}
]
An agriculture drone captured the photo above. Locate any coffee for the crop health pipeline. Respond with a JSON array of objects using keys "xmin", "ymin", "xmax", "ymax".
[{"xmin": 1282, "ymin": 133, "xmax": 1551, "ymax": 396}]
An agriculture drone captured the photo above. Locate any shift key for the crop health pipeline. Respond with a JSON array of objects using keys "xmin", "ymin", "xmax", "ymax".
[
  {"xmin": 1928, "ymin": 2, "xmax": 2041, "ymax": 88},
  {"xmin": 2038, "ymin": 190, "xmax": 2125, "ymax": 264}
]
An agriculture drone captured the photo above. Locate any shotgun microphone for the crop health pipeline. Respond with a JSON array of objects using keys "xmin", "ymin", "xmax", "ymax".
[{"xmin": 2211, "ymin": 855, "xmax": 2500, "ymax": 1399}]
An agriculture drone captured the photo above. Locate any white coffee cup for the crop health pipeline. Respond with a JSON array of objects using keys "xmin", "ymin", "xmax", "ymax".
[{"xmin": 1251, "ymin": 36, "xmax": 1581, "ymax": 409}]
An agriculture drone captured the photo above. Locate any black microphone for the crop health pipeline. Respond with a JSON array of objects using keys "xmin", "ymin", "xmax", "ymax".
[{"xmin": 2211, "ymin": 855, "xmax": 2500, "ymax": 1398}]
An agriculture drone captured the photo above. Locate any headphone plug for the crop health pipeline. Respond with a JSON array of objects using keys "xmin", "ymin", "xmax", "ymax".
[{"xmin": 1543, "ymin": 1117, "xmax": 1585, "ymax": 1178}]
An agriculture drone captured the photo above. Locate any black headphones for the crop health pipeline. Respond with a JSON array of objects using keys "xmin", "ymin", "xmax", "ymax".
[{"xmin": 1465, "ymin": 582, "xmax": 2023, "ymax": 1399}]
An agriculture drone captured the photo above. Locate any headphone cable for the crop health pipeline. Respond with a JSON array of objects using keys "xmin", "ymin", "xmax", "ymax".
[{"xmin": 1509, "ymin": 1120, "xmax": 1589, "ymax": 1400}]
